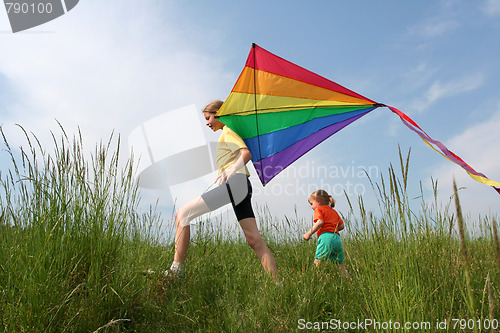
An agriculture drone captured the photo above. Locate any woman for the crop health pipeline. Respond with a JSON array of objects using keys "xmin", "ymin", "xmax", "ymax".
[{"xmin": 165, "ymin": 100, "xmax": 278, "ymax": 278}]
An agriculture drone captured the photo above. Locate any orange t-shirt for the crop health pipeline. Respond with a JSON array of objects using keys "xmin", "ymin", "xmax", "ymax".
[{"xmin": 313, "ymin": 205, "xmax": 344, "ymax": 237}]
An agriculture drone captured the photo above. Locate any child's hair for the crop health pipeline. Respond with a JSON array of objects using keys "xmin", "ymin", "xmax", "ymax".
[
  {"xmin": 203, "ymin": 100, "xmax": 224, "ymax": 114},
  {"xmin": 309, "ymin": 189, "xmax": 335, "ymax": 207}
]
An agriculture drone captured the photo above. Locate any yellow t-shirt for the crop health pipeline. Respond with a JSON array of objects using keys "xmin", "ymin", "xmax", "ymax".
[{"xmin": 217, "ymin": 126, "xmax": 250, "ymax": 177}]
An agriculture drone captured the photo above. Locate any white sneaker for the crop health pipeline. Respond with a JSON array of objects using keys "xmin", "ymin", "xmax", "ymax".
[{"xmin": 163, "ymin": 267, "xmax": 185, "ymax": 278}]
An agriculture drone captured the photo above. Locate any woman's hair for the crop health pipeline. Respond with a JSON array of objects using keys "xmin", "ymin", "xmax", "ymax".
[
  {"xmin": 309, "ymin": 189, "xmax": 335, "ymax": 207},
  {"xmin": 203, "ymin": 100, "xmax": 224, "ymax": 114}
]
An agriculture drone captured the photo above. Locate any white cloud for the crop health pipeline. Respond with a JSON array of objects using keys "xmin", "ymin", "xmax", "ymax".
[
  {"xmin": 411, "ymin": 19, "xmax": 459, "ymax": 38},
  {"xmin": 481, "ymin": 0, "xmax": 500, "ymax": 16},
  {"xmin": 0, "ymin": 1, "xmax": 232, "ymax": 151},
  {"xmin": 411, "ymin": 73, "xmax": 484, "ymax": 112},
  {"xmin": 0, "ymin": 1, "xmax": 240, "ymax": 218},
  {"xmin": 401, "ymin": 61, "xmax": 438, "ymax": 93}
]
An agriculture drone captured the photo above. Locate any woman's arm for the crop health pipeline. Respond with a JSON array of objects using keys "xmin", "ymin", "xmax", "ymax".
[
  {"xmin": 216, "ymin": 148, "xmax": 252, "ymax": 185},
  {"xmin": 303, "ymin": 219, "xmax": 324, "ymax": 241},
  {"xmin": 238, "ymin": 148, "xmax": 252, "ymax": 165}
]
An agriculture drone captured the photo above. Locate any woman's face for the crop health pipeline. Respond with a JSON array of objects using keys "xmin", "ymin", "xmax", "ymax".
[{"xmin": 203, "ymin": 112, "xmax": 224, "ymax": 132}]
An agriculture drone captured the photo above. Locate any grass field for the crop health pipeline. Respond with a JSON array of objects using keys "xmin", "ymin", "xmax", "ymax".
[{"xmin": 1, "ymin": 128, "xmax": 499, "ymax": 332}]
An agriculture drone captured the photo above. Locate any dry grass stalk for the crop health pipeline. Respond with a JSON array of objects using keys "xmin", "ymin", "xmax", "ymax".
[
  {"xmin": 492, "ymin": 218, "xmax": 500, "ymax": 282},
  {"xmin": 453, "ymin": 180, "xmax": 478, "ymax": 333},
  {"xmin": 486, "ymin": 273, "xmax": 495, "ymax": 333}
]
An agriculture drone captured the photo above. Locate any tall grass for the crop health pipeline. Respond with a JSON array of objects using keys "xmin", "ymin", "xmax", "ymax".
[
  {"xmin": 0, "ymin": 125, "xmax": 163, "ymax": 332},
  {"xmin": 1, "ymin": 128, "xmax": 499, "ymax": 332},
  {"xmin": 341, "ymin": 148, "xmax": 499, "ymax": 332}
]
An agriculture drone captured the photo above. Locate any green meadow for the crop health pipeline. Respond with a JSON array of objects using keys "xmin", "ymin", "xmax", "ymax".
[{"xmin": 0, "ymin": 127, "xmax": 499, "ymax": 332}]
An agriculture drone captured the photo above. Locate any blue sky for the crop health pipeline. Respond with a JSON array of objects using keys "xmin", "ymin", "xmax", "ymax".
[{"xmin": 1, "ymin": 0, "xmax": 499, "ymax": 230}]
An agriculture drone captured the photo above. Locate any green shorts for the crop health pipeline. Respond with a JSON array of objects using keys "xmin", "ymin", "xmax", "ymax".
[{"xmin": 315, "ymin": 232, "xmax": 344, "ymax": 264}]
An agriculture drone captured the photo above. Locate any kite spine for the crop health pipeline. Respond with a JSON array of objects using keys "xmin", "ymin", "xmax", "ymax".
[{"xmin": 252, "ymin": 43, "xmax": 265, "ymax": 185}]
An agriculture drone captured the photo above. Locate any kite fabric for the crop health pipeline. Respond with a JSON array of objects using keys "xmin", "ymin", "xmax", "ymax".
[{"xmin": 216, "ymin": 43, "xmax": 500, "ymax": 195}]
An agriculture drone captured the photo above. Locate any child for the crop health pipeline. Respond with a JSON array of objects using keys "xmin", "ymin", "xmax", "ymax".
[
  {"xmin": 303, "ymin": 189, "xmax": 349, "ymax": 278},
  {"xmin": 163, "ymin": 100, "xmax": 278, "ymax": 278}
]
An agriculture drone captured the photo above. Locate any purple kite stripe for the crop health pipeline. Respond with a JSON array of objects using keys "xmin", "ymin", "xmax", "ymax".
[{"xmin": 254, "ymin": 110, "xmax": 372, "ymax": 184}]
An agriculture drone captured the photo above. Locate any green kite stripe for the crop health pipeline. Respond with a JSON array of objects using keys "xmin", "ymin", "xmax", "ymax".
[{"xmin": 218, "ymin": 106, "xmax": 370, "ymax": 139}]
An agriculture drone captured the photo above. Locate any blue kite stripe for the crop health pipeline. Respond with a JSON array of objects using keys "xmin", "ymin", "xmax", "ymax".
[{"xmin": 245, "ymin": 107, "xmax": 376, "ymax": 160}]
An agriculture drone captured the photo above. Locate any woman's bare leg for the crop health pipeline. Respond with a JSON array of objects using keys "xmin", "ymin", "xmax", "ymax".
[
  {"xmin": 239, "ymin": 217, "xmax": 278, "ymax": 277},
  {"xmin": 173, "ymin": 196, "xmax": 210, "ymax": 264}
]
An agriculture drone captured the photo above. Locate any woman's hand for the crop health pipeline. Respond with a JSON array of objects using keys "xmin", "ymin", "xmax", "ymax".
[
  {"xmin": 216, "ymin": 148, "xmax": 251, "ymax": 185},
  {"xmin": 216, "ymin": 167, "xmax": 237, "ymax": 185},
  {"xmin": 303, "ymin": 232, "xmax": 311, "ymax": 241}
]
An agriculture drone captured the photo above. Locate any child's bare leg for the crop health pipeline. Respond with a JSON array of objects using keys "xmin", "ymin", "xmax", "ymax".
[
  {"xmin": 338, "ymin": 263, "xmax": 350, "ymax": 279},
  {"xmin": 314, "ymin": 259, "xmax": 349, "ymax": 279},
  {"xmin": 173, "ymin": 196, "xmax": 210, "ymax": 264},
  {"xmin": 239, "ymin": 217, "xmax": 278, "ymax": 278},
  {"xmin": 314, "ymin": 259, "xmax": 322, "ymax": 267}
]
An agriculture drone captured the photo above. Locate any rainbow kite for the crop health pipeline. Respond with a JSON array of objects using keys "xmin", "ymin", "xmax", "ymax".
[{"xmin": 216, "ymin": 44, "xmax": 500, "ymax": 195}]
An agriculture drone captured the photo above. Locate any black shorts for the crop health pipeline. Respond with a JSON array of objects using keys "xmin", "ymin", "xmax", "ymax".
[{"xmin": 201, "ymin": 173, "xmax": 255, "ymax": 221}]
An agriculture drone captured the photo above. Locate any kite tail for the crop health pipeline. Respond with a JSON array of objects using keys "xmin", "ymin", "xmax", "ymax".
[{"xmin": 387, "ymin": 106, "xmax": 500, "ymax": 195}]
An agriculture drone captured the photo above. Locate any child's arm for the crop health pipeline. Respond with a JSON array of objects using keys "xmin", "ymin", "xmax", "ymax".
[
  {"xmin": 303, "ymin": 219, "xmax": 324, "ymax": 241},
  {"xmin": 337, "ymin": 221, "xmax": 344, "ymax": 232}
]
